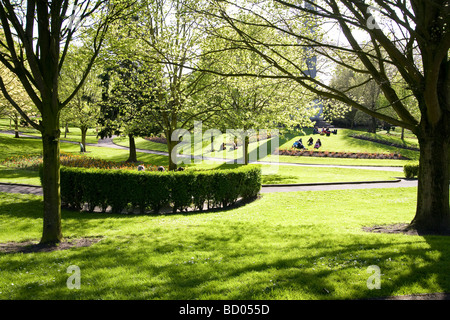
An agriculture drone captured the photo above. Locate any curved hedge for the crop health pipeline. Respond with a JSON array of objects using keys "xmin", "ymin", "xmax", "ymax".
[{"xmin": 56, "ymin": 165, "xmax": 261, "ymax": 214}]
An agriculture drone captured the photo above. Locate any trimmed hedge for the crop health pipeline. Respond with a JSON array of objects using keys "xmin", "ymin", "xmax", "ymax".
[{"xmin": 55, "ymin": 165, "xmax": 261, "ymax": 214}]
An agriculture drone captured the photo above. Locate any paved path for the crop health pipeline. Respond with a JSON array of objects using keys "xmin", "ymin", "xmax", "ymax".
[
  {"xmin": 260, "ymin": 178, "xmax": 417, "ymax": 193},
  {"xmin": 0, "ymin": 183, "xmax": 43, "ymax": 195}
]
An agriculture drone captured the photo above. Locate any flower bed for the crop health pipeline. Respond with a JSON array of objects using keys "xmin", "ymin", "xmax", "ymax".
[
  {"xmin": 144, "ymin": 136, "xmax": 167, "ymax": 144},
  {"xmin": 277, "ymin": 148, "xmax": 407, "ymax": 160},
  {"xmin": 1, "ymin": 153, "xmax": 166, "ymax": 171}
]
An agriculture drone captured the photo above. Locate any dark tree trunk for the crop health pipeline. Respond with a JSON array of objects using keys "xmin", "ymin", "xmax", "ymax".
[
  {"xmin": 40, "ymin": 126, "xmax": 63, "ymax": 244},
  {"xmin": 167, "ymin": 137, "xmax": 178, "ymax": 171},
  {"xmin": 127, "ymin": 134, "xmax": 138, "ymax": 162},
  {"xmin": 244, "ymin": 135, "xmax": 249, "ymax": 165},
  {"xmin": 409, "ymin": 126, "xmax": 450, "ymax": 234},
  {"xmin": 370, "ymin": 116, "xmax": 377, "ymax": 133},
  {"xmin": 14, "ymin": 116, "xmax": 19, "ymax": 138},
  {"xmin": 81, "ymin": 126, "xmax": 88, "ymax": 152}
]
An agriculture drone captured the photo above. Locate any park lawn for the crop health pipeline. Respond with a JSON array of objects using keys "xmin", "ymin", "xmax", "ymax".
[
  {"xmin": 0, "ymin": 167, "xmax": 42, "ymax": 186},
  {"xmin": 259, "ymin": 165, "xmax": 399, "ymax": 185},
  {"xmin": 114, "ymin": 136, "xmax": 169, "ymax": 153},
  {"xmin": 0, "ymin": 118, "xmax": 100, "ymax": 144},
  {"xmin": 1, "ymin": 188, "xmax": 449, "ymax": 300}
]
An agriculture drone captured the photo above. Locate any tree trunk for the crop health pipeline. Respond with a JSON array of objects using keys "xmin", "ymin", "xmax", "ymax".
[
  {"xmin": 167, "ymin": 137, "xmax": 178, "ymax": 171},
  {"xmin": 40, "ymin": 127, "xmax": 63, "ymax": 244},
  {"xmin": 409, "ymin": 132, "xmax": 450, "ymax": 234},
  {"xmin": 81, "ymin": 126, "xmax": 88, "ymax": 152},
  {"xmin": 370, "ymin": 116, "xmax": 377, "ymax": 133},
  {"xmin": 127, "ymin": 134, "xmax": 138, "ymax": 162},
  {"xmin": 64, "ymin": 122, "xmax": 69, "ymax": 138},
  {"xmin": 244, "ymin": 135, "xmax": 249, "ymax": 165},
  {"xmin": 14, "ymin": 116, "xmax": 19, "ymax": 138}
]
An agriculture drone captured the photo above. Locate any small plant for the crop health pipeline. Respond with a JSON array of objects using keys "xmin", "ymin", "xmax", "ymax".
[{"xmin": 404, "ymin": 163, "xmax": 419, "ymax": 179}]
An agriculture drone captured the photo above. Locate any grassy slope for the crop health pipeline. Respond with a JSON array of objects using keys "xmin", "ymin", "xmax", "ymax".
[{"xmin": 1, "ymin": 189, "xmax": 449, "ymax": 300}]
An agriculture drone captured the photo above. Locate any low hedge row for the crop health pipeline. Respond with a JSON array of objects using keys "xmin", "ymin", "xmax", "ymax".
[{"xmin": 52, "ymin": 165, "xmax": 261, "ymax": 214}]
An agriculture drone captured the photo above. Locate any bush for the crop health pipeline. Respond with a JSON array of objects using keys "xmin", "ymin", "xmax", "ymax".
[
  {"xmin": 404, "ymin": 163, "xmax": 419, "ymax": 178},
  {"xmin": 53, "ymin": 165, "xmax": 261, "ymax": 214}
]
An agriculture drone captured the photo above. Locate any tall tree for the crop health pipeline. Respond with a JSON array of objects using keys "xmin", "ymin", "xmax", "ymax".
[
  {"xmin": 97, "ymin": 59, "xmax": 160, "ymax": 162},
  {"xmin": 60, "ymin": 46, "xmax": 103, "ymax": 151},
  {"xmin": 199, "ymin": 0, "xmax": 450, "ymax": 234},
  {"xmin": 126, "ymin": 0, "xmax": 225, "ymax": 170},
  {"xmin": 0, "ymin": 62, "xmax": 36, "ymax": 138},
  {"xmin": 0, "ymin": 0, "xmax": 127, "ymax": 244}
]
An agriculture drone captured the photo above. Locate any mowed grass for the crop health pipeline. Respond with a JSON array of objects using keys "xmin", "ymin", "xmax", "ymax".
[{"xmin": 1, "ymin": 188, "xmax": 450, "ymax": 300}]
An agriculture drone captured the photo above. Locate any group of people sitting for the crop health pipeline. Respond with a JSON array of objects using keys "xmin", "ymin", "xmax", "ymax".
[
  {"xmin": 293, "ymin": 137, "xmax": 322, "ymax": 149},
  {"xmin": 312, "ymin": 126, "xmax": 338, "ymax": 136}
]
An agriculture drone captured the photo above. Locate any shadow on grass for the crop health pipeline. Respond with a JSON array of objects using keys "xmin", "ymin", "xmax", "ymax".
[
  {"xmin": 0, "ymin": 168, "xmax": 40, "ymax": 184},
  {"xmin": 2, "ymin": 193, "xmax": 450, "ymax": 300},
  {"xmin": 4, "ymin": 226, "xmax": 450, "ymax": 300}
]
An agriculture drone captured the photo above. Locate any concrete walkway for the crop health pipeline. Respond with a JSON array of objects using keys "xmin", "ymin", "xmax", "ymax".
[{"xmin": 0, "ymin": 183, "xmax": 43, "ymax": 195}]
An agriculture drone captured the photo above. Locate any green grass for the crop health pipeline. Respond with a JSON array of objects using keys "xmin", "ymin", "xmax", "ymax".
[
  {"xmin": 1, "ymin": 188, "xmax": 449, "ymax": 300},
  {"xmin": 260, "ymin": 165, "xmax": 398, "ymax": 185},
  {"xmin": 0, "ymin": 118, "xmax": 100, "ymax": 144},
  {"xmin": 0, "ymin": 167, "xmax": 41, "ymax": 186}
]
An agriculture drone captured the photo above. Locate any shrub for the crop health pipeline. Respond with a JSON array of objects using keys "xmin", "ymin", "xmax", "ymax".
[
  {"xmin": 404, "ymin": 163, "xmax": 419, "ymax": 179},
  {"xmin": 52, "ymin": 165, "xmax": 261, "ymax": 214}
]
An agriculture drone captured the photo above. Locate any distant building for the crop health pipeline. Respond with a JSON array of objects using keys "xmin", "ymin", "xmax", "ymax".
[{"xmin": 303, "ymin": 0, "xmax": 323, "ymax": 122}]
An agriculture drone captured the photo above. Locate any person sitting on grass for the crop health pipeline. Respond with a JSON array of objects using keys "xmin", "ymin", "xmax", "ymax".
[
  {"xmin": 307, "ymin": 137, "xmax": 314, "ymax": 146},
  {"xmin": 293, "ymin": 138, "xmax": 305, "ymax": 149},
  {"xmin": 314, "ymin": 139, "xmax": 322, "ymax": 149}
]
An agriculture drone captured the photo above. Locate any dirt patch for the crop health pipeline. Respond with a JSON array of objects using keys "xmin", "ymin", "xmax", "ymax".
[
  {"xmin": 362, "ymin": 223, "xmax": 419, "ymax": 235},
  {"xmin": 363, "ymin": 223, "xmax": 450, "ymax": 236},
  {"xmin": 0, "ymin": 237, "xmax": 102, "ymax": 254}
]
